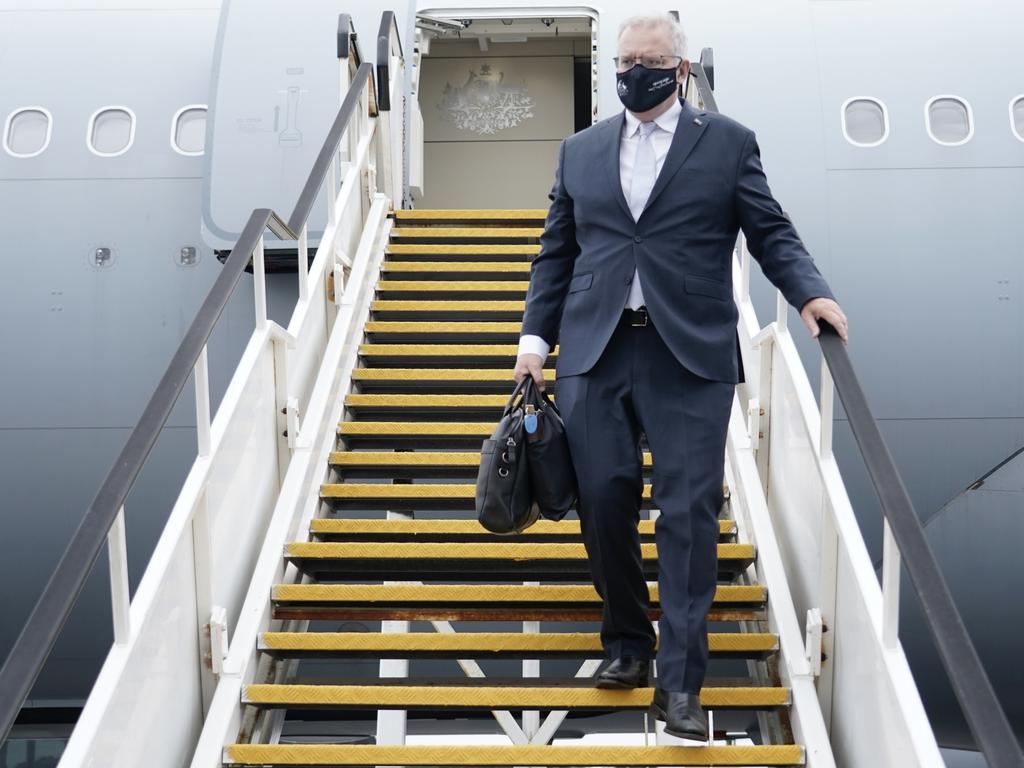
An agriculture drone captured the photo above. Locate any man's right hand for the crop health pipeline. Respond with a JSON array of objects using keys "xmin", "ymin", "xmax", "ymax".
[{"xmin": 513, "ymin": 353, "xmax": 546, "ymax": 392}]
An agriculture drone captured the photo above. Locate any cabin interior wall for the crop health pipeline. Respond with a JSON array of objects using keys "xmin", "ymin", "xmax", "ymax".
[{"xmin": 415, "ymin": 34, "xmax": 591, "ymax": 208}]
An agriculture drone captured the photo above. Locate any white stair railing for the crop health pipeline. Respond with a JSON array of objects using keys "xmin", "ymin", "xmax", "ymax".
[{"xmin": 730, "ymin": 237, "xmax": 945, "ymax": 766}]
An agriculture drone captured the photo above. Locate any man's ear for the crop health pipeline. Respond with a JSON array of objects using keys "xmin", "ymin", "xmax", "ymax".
[{"xmin": 677, "ymin": 59, "xmax": 691, "ymax": 85}]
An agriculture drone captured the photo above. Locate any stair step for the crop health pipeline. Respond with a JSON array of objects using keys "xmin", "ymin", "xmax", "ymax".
[
  {"xmin": 338, "ymin": 420, "xmax": 494, "ymax": 448},
  {"xmin": 241, "ymin": 684, "xmax": 789, "ymax": 710},
  {"xmin": 345, "ymin": 393, "xmax": 544, "ymax": 416},
  {"xmin": 393, "ymin": 208, "xmax": 548, "ymax": 223},
  {"xmin": 375, "ymin": 281, "xmax": 529, "ymax": 301},
  {"xmin": 270, "ymin": 583, "xmax": 766, "ymax": 622},
  {"xmin": 390, "ymin": 227, "xmax": 543, "ymax": 241},
  {"xmin": 363, "ymin": 321, "xmax": 524, "ymax": 343},
  {"xmin": 329, "ymin": 447, "xmax": 622, "ymax": 476},
  {"xmin": 351, "ymin": 367, "xmax": 553, "ymax": 393},
  {"xmin": 357, "ymin": 343, "xmax": 547, "ymax": 365},
  {"xmin": 308, "ymin": 517, "xmax": 735, "ymax": 540},
  {"xmin": 258, "ymin": 631, "xmax": 777, "ymax": 659},
  {"xmin": 321, "ymin": 482, "xmax": 659, "ymax": 510},
  {"xmin": 385, "ymin": 244, "xmax": 540, "ymax": 262},
  {"xmin": 370, "ymin": 300, "xmax": 525, "ymax": 319},
  {"xmin": 283, "ymin": 541, "xmax": 755, "ymax": 580},
  {"xmin": 383, "ymin": 261, "xmax": 532, "ymax": 275},
  {"xmin": 224, "ymin": 743, "xmax": 805, "ymax": 766}
]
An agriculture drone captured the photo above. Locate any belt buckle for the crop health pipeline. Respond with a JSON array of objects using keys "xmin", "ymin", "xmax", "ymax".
[{"xmin": 630, "ymin": 307, "xmax": 648, "ymax": 327}]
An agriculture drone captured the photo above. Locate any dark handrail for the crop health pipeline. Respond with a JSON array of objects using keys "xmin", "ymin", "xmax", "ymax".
[
  {"xmin": 691, "ymin": 50, "xmax": 1020, "ymax": 763},
  {"xmin": 337, "ymin": 13, "xmax": 362, "ymax": 63},
  {"xmin": 689, "ymin": 61, "xmax": 717, "ymax": 113},
  {"xmin": 817, "ymin": 321, "xmax": 1023, "ymax": 767},
  {"xmin": 375, "ymin": 10, "xmax": 403, "ymax": 113},
  {"xmin": 0, "ymin": 20, "xmax": 377, "ymax": 743},
  {"xmin": 0, "ymin": 209, "xmax": 291, "ymax": 743}
]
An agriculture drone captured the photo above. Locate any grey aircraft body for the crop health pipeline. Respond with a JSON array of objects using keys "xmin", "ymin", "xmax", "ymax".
[{"xmin": 1, "ymin": 0, "xmax": 1021, "ymax": 763}]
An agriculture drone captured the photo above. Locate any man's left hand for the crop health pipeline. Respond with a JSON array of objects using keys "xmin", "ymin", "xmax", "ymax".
[{"xmin": 800, "ymin": 297, "xmax": 849, "ymax": 343}]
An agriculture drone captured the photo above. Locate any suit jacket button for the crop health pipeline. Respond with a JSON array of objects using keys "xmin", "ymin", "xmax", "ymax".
[{"xmin": 633, "ymin": 235, "xmax": 642, "ymax": 243}]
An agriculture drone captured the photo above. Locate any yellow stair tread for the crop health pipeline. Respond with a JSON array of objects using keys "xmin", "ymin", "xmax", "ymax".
[
  {"xmin": 224, "ymin": 743, "xmax": 804, "ymax": 766},
  {"xmin": 345, "ymin": 393, "xmax": 539, "ymax": 406},
  {"xmin": 308, "ymin": 518, "xmax": 730, "ymax": 535},
  {"xmin": 351, "ymin": 367, "xmax": 552, "ymax": 380},
  {"xmin": 259, "ymin": 631, "xmax": 776, "ymax": 653},
  {"xmin": 320, "ymin": 483, "xmax": 651, "ymax": 498},
  {"xmin": 371, "ymin": 299, "xmax": 526, "ymax": 310},
  {"xmin": 285, "ymin": 542, "xmax": 754, "ymax": 560},
  {"xmin": 339, "ymin": 421, "xmax": 495, "ymax": 435},
  {"xmin": 328, "ymin": 449, "xmax": 652, "ymax": 465},
  {"xmin": 242, "ymin": 684, "xmax": 788, "ymax": 708},
  {"xmin": 386, "ymin": 244, "xmax": 540, "ymax": 254},
  {"xmin": 358, "ymin": 344, "xmax": 549, "ymax": 355},
  {"xmin": 377, "ymin": 280, "xmax": 529, "ymax": 291},
  {"xmin": 364, "ymin": 322, "xmax": 523, "ymax": 332},
  {"xmin": 393, "ymin": 208, "xmax": 548, "ymax": 219},
  {"xmin": 383, "ymin": 261, "xmax": 532, "ymax": 272},
  {"xmin": 271, "ymin": 583, "xmax": 766, "ymax": 604},
  {"xmin": 391, "ymin": 227, "xmax": 543, "ymax": 237}
]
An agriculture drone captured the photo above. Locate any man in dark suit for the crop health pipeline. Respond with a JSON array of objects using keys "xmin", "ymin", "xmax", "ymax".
[{"xmin": 512, "ymin": 12, "xmax": 849, "ymax": 741}]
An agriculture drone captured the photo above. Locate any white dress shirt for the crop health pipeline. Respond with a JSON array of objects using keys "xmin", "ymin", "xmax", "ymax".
[{"xmin": 518, "ymin": 96, "xmax": 683, "ymax": 362}]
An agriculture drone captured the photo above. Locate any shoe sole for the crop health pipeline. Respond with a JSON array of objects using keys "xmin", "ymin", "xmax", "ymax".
[
  {"xmin": 648, "ymin": 704, "xmax": 709, "ymax": 741},
  {"xmin": 594, "ymin": 677, "xmax": 650, "ymax": 689}
]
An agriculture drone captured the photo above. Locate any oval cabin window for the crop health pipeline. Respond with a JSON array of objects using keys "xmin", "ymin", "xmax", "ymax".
[
  {"xmin": 172, "ymin": 106, "xmax": 207, "ymax": 155},
  {"xmin": 842, "ymin": 98, "xmax": 888, "ymax": 147},
  {"xmin": 4, "ymin": 108, "xmax": 52, "ymax": 157},
  {"xmin": 88, "ymin": 107, "xmax": 135, "ymax": 156},
  {"xmin": 1011, "ymin": 96, "xmax": 1024, "ymax": 142},
  {"xmin": 926, "ymin": 97, "xmax": 973, "ymax": 146}
]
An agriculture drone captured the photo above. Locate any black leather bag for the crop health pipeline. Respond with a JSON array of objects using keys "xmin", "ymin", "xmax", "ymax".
[
  {"xmin": 522, "ymin": 376, "xmax": 579, "ymax": 521},
  {"xmin": 475, "ymin": 376, "xmax": 540, "ymax": 534}
]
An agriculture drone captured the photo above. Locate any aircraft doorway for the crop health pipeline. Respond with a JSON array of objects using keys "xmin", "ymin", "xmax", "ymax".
[{"xmin": 413, "ymin": 11, "xmax": 596, "ymax": 208}]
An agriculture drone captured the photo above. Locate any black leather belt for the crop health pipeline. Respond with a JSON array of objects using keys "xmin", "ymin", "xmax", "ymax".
[{"xmin": 620, "ymin": 305, "xmax": 649, "ymax": 327}]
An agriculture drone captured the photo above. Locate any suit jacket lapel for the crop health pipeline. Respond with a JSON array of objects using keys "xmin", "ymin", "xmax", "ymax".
[
  {"xmin": 641, "ymin": 100, "xmax": 708, "ymax": 217},
  {"xmin": 603, "ymin": 109, "xmax": 634, "ymax": 221}
]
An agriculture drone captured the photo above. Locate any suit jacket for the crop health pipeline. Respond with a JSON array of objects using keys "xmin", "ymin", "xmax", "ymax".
[{"xmin": 519, "ymin": 97, "xmax": 836, "ymax": 384}]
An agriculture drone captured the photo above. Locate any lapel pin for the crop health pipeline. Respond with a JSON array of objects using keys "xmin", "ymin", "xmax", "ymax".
[{"xmin": 694, "ymin": 118, "xmax": 703, "ymax": 126}]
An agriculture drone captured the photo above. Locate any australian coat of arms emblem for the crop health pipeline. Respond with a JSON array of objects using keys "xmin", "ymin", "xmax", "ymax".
[{"xmin": 437, "ymin": 62, "xmax": 536, "ymax": 135}]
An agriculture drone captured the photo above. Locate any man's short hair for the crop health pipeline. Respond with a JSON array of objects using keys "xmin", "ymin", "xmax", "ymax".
[{"xmin": 616, "ymin": 11, "xmax": 688, "ymax": 60}]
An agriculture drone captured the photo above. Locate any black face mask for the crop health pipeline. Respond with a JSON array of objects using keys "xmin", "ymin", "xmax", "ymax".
[{"xmin": 615, "ymin": 64, "xmax": 679, "ymax": 113}]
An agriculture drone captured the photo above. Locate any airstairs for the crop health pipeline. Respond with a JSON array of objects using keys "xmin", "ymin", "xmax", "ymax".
[{"xmin": 3, "ymin": 10, "xmax": 1020, "ymax": 768}]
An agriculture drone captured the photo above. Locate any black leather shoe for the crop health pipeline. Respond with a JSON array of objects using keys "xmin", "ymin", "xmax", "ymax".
[
  {"xmin": 649, "ymin": 686, "xmax": 709, "ymax": 740},
  {"xmin": 595, "ymin": 656, "xmax": 650, "ymax": 689}
]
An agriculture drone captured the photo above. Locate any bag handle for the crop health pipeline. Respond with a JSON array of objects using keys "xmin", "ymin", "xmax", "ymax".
[
  {"xmin": 502, "ymin": 374, "xmax": 531, "ymax": 417},
  {"xmin": 522, "ymin": 375, "xmax": 561, "ymax": 416}
]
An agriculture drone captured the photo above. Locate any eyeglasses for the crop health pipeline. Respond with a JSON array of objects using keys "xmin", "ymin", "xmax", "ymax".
[{"xmin": 613, "ymin": 54, "xmax": 683, "ymax": 72}]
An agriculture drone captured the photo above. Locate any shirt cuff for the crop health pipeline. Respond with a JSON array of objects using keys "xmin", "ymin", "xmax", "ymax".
[{"xmin": 517, "ymin": 334, "xmax": 550, "ymax": 363}]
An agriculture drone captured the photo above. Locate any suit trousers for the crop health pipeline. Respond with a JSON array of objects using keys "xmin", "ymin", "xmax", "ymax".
[{"xmin": 553, "ymin": 310, "xmax": 735, "ymax": 693}]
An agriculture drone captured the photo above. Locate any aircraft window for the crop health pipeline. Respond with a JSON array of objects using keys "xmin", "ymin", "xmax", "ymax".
[
  {"xmin": 841, "ymin": 97, "xmax": 888, "ymax": 147},
  {"xmin": 172, "ymin": 105, "xmax": 207, "ymax": 155},
  {"xmin": 1011, "ymin": 96, "xmax": 1024, "ymax": 142},
  {"xmin": 925, "ymin": 96, "xmax": 973, "ymax": 146},
  {"xmin": 4, "ymin": 107, "xmax": 52, "ymax": 157},
  {"xmin": 88, "ymin": 107, "xmax": 135, "ymax": 156}
]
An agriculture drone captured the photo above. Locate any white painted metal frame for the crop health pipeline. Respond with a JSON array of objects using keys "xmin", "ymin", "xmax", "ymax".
[
  {"xmin": 57, "ymin": 63, "xmax": 389, "ymax": 768},
  {"xmin": 732, "ymin": 238, "xmax": 945, "ymax": 766}
]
